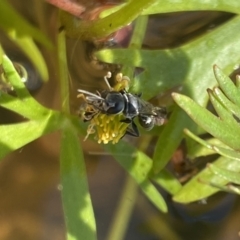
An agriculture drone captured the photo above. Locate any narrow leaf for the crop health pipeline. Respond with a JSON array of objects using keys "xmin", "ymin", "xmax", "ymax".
[
  {"xmin": 8, "ymin": 31, "xmax": 49, "ymax": 81},
  {"xmin": 172, "ymin": 93, "xmax": 240, "ymax": 150},
  {"xmin": 0, "ymin": 0, "xmax": 51, "ymax": 47},
  {"xmin": 173, "ymin": 156, "xmax": 240, "ymax": 203},
  {"xmin": 213, "ymin": 65, "xmax": 240, "ymax": 106},
  {"xmin": 184, "ymin": 129, "xmax": 240, "ymax": 160},
  {"xmin": 212, "ymin": 87, "xmax": 240, "ymax": 120},
  {"xmin": 0, "ymin": 113, "xmax": 58, "ymax": 159},
  {"xmin": 105, "ymin": 142, "xmax": 168, "ymax": 212},
  {"xmin": 152, "ymin": 169, "xmax": 182, "ymax": 195},
  {"xmin": 2, "ymin": 55, "xmax": 48, "ymax": 116},
  {"xmin": 152, "ymin": 106, "xmax": 188, "ymax": 173},
  {"xmin": 2, "ymin": 55, "xmax": 29, "ymax": 98},
  {"xmin": 142, "ymin": 0, "xmax": 240, "ymax": 15},
  {"xmin": 208, "ymin": 89, "xmax": 239, "ymax": 127},
  {"xmin": 60, "ymin": 125, "xmax": 96, "ymax": 240},
  {"xmin": 212, "ymin": 146, "xmax": 240, "ymax": 161},
  {"xmin": 208, "ymin": 163, "xmax": 240, "ymax": 185}
]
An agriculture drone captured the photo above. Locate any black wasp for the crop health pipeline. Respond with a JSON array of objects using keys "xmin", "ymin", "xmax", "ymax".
[{"xmin": 78, "ymin": 72, "xmax": 167, "ymax": 137}]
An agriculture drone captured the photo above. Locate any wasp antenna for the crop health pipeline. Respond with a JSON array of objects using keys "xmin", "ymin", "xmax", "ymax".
[
  {"xmin": 104, "ymin": 71, "xmax": 113, "ymax": 91},
  {"xmin": 77, "ymin": 89, "xmax": 104, "ymax": 100},
  {"xmin": 106, "ymin": 71, "xmax": 112, "ymax": 78}
]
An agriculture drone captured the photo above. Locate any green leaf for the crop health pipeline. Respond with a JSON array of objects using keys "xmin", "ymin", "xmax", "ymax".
[
  {"xmin": 173, "ymin": 156, "xmax": 240, "ymax": 203},
  {"xmin": 172, "ymin": 93, "xmax": 240, "ymax": 150},
  {"xmin": 184, "ymin": 129, "xmax": 240, "ymax": 160},
  {"xmin": 212, "ymin": 146, "xmax": 240, "ymax": 161},
  {"xmin": 0, "ymin": 0, "xmax": 51, "ymax": 47},
  {"xmin": 152, "ymin": 106, "xmax": 188, "ymax": 174},
  {"xmin": 208, "ymin": 89, "xmax": 239, "ymax": 127},
  {"xmin": 212, "ymin": 87, "xmax": 240, "ymax": 120},
  {"xmin": 96, "ymin": 17, "xmax": 240, "ymax": 102},
  {"xmin": 97, "ymin": 16, "xmax": 240, "ymax": 173},
  {"xmin": 61, "ymin": 0, "xmax": 156, "ymax": 40},
  {"xmin": 60, "ymin": 125, "xmax": 96, "ymax": 240},
  {"xmin": 103, "ymin": 0, "xmax": 240, "ymax": 17},
  {"xmin": 142, "ymin": 0, "xmax": 240, "ymax": 15},
  {"xmin": 152, "ymin": 169, "xmax": 182, "ymax": 195},
  {"xmin": 1, "ymin": 55, "xmax": 50, "ymax": 118},
  {"xmin": 0, "ymin": 93, "xmax": 47, "ymax": 119},
  {"xmin": 7, "ymin": 31, "xmax": 49, "ymax": 81},
  {"xmin": 213, "ymin": 65, "xmax": 240, "ymax": 106},
  {"xmin": 208, "ymin": 163, "xmax": 240, "ymax": 185},
  {"xmin": 0, "ymin": 113, "xmax": 59, "ymax": 159},
  {"xmin": 105, "ymin": 142, "xmax": 168, "ymax": 213},
  {"xmin": 186, "ymin": 136, "xmax": 218, "ymax": 159},
  {"xmin": 2, "ymin": 55, "xmax": 30, "ymax": 97},
  {"xmin": 58, "ymin": 30, "xmax": 70, "ymax": 113}
]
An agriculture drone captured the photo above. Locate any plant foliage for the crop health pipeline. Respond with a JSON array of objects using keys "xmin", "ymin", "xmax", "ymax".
[{"xmin": 1, "ymin": 0, "xmax": 240, "ymax": 239}]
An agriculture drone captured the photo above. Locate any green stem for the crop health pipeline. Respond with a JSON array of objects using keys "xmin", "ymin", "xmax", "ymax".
[
  {"xmin": 106, "ymin": 176, "xmax": 138, "ymax": 240},
  {"xmin": 57, "ymin": 29, "xmax": 70, "ymax": 113},
  {"xmin": 60, "ymin": 0, "xmax": 155, "ymax": 40},
  {"xmin": 122, "ymin": 15, "xmax": 148, "ymax": 81}
]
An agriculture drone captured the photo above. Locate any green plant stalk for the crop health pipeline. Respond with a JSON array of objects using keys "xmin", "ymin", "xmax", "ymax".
[
  {"xmin": 57, "ymin": 26, "xmax": 96, "ymax": 239},
  {"xmin": 60, "ymin": 0, "xmax": 155, "ymax": 40},
  {"xmin": 122, "ymin": 15, "xmax": 148, "ymax": 80},
  {"xmin": 106, "ymin": 16, "xmax": 151, "ymax": 240},
  {"xmin": 58, "ymin": 29, "xmax": 70, "ymax": 113},
  {"xmin": 106, "ymin": 176, "xmax": 138, "ymax": 240}
]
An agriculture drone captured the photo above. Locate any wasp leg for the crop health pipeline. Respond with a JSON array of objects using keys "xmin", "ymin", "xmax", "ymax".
[
  {"xmin": 120, "ymin": 118, "xmax": 132, "ymax": 124},
  {"xmin": 121, "ymin": 119, "xmax": 139, "ymax": 137}
]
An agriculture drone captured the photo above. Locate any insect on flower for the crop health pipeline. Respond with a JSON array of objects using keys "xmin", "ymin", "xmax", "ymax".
[{"xmin": 78, "ymin": 72, "xmax": 167, "ymax": 144}]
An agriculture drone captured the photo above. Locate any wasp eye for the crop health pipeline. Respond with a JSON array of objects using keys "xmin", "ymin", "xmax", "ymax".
[
  {"xmin": 138, "ymin": 115, "xmax": 154, "ymax": 130},
  {"xmin": 105, "ymin": 92, "xmax": 125, "ymax": 114}
]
